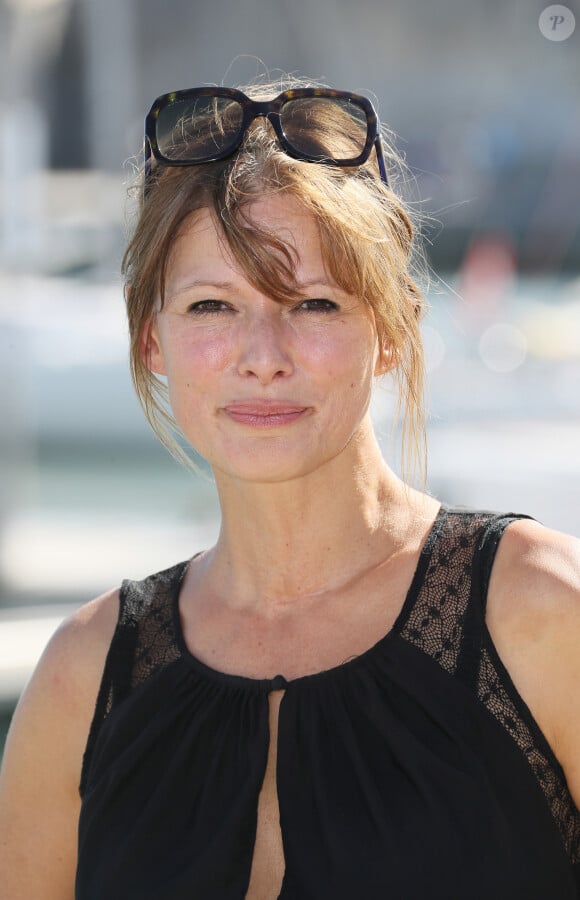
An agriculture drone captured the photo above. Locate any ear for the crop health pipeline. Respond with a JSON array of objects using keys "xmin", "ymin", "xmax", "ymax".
[
  {"xmin": 141, "ymin": 316, "xmax": 167, "ymax": 375},
  {"xmin": 374, "ymin": 341, "xmax": 397, "ymax": 376}
]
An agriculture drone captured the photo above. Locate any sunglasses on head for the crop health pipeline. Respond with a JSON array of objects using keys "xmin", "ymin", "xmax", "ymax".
[{"xmin": 144, "ymin": 86, "xmax": 389, "ymax": 192}]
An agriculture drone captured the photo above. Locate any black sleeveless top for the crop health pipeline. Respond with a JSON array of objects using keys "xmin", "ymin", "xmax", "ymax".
[{"xmin": 76, "ymin": 507, "xmax": 580, "ymax": 899}]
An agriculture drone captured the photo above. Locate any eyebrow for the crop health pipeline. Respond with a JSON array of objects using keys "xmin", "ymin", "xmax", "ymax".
[
  {"xmin": 167, "ymin": 276, "xmax": 339, "ymax": 296},
  {"xmin": 167, "ymin": 278, "xmax": 236, "ymax": 294}
]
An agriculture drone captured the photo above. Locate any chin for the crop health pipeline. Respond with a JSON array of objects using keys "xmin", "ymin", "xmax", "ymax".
[
  {"xmin": 213, "ymin": 459, "xmax": 319, "ymax": 486},
  {"xmin": 208, "ymin": 442, "xmax": 338, "ymax": 486}
]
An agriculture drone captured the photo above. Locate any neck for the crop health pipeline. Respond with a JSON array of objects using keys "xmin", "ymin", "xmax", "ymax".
[{"xmin": 199, "ymin": 428, "xmax": 434, "ymax": 610}]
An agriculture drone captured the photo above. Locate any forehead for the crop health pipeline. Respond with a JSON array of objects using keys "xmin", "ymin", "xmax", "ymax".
[{"xmin": 167, "ymin": 197, "xmax": 328, "ymax": 283}]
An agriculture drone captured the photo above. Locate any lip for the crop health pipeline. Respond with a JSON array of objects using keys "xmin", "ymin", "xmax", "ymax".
[{"xmin": 222, "ymin": 401, "xmax": 310, "ymax": 428}]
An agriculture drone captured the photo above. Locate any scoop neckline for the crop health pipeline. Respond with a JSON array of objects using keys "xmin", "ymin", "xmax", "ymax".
[{"xmin": 171, "ymin": 503, "xmax": 448, "ymax": 691}]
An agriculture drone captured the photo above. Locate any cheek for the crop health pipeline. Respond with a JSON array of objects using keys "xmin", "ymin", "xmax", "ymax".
[
  {"xmin": 162, "ymin": 333, "xmax": 233, "ymax": 429},
  {"xmin": 194, "ymin": 337, "xmax": 232, "ymax": 373},
  {"xmin": 165, "ymin": 331, "xmax": 233, "ymax": 382},
  {"xmin": 317, "ymin": 328, "xmax": 378, "ymax": 384}
]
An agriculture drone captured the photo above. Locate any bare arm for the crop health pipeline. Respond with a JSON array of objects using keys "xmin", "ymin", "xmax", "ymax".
[
  {"xmin": 486, "ymin": 519, "xmax": 580, "ymax": 809},
  {"xmin": 0, "ymin": 589, "xmax": 119, "ymax": 899}
]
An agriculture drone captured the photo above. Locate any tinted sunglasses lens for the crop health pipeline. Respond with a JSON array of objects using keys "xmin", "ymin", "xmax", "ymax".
[
  {"xmin": 279, "ymin": 97, "xmax": 370, "ymax": 163},
  {"xmin": 155, "ymin": 96, "xmax": 245, "ymax": 162}
]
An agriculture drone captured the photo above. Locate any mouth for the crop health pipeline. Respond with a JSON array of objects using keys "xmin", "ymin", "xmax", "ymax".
[{"xmin": 222, "ymin": 402, "xmax": 310, "ymax": 428}]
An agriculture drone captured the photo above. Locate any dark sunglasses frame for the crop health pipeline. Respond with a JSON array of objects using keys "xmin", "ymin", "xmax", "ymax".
[{"xmin": 144, "ymin": 86, "xmax": 388, "ymax": 190}]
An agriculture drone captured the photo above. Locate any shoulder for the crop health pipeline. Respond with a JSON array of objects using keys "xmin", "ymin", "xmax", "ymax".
[
  {"xmin": 488, "ymin": 517, "xmax": 580, "ymax": 625},
  {"xmin": 0, "ymin": 588, "xmax": 120, "ymax": 898},
  {"xmin": 486, "ymin": 517, "xmax": 580, "ymax": 807},
  {"xmin": 26, "ymin": 587, "xmax": 121, "ymax": 710},
  {"xmin": 3, "ymin": 586, "xmax": 121, "ymax": 787},
  {"xmin": 42, "ymin": 586, "xmax": 121, "ymax": 711}
]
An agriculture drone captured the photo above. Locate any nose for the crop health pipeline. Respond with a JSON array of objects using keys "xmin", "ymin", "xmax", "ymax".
[{"xmin": 236, "ymin": 309, "xmax": 294, "ymax": 384}]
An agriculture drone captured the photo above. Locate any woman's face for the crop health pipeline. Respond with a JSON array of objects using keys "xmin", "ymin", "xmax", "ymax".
[{"xmin": 147, "ymin": 197, "xmax": 386, "ymax": 484}]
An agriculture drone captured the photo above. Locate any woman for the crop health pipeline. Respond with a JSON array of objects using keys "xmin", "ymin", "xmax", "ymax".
[{"xmin": 0, "ymin": 80, "xmax": 579, "ymax": 899}]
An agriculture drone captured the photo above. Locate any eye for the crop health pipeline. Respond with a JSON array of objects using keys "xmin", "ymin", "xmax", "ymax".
[
  {"xmin": 186, "ymin": 300, "xmax": 232, "ymax": 314},
  {"xmin": 296, "ymin": 298, "xmax": 340, "ymax": 312}
]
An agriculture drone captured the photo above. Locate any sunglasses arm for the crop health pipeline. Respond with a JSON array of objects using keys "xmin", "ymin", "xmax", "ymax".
[{"xmin": 374, "ymin": 136, "xmax": 389, "ymax": 187}]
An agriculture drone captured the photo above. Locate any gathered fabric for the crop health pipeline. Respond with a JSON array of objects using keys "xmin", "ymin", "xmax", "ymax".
[{"xmin": 76, "ymin": 507, "xmax": 580, "ymax": 899}]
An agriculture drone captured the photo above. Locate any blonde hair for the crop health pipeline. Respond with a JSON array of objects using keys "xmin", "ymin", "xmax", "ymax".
[{"xmin": 123, "ymin": 78, "xmax": 428, "ymax": 481}]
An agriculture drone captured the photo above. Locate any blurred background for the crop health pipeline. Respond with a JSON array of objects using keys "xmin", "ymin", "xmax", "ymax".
[{"xmin": 0, "ymin": 0, "xmax": 579, "ymax": 750}]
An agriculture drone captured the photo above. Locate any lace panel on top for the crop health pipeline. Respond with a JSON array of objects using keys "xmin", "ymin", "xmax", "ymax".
[
  {"xmin": 80, "ymin": 563, "xmax": 186, "ymax": 793},
  {"xmin": 400, "ymin": 508, "xmax": 580, "ymax": 865}
]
